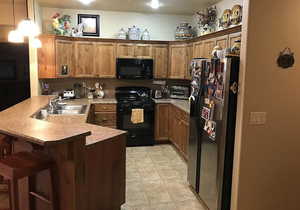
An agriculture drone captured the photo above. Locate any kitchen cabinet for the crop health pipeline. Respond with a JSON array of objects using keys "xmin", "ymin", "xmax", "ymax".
[
  {"xmin": 116, "ymin": 43, "xmax": 135, "ymax": 58},
  {"xmin": 38, "ymin": 35, "xmax": 56, "ymax": 79},
  {"xmin": 94, "ymin": 42, "xmax": 116, "ymax": 78},
  {"xmin": 186, "ymin": 43, "xmax": 194, "ymax": 79},
  {"xmin": 203, "ymin": 38, "xmax": 216, "ymax": 59},
  {"xmin": 193, "ymin": 41, "xmax": 204, "ymax": 58},
  {"xmin": 229, "ymin": 32, "xmax": 242, "ymax": 49},
  {"xmin": 153, "ymin": 44, "xmax": 169, "ymax": 79},
  {"xmin": 215, "ymin": 35, "xmax": 229, "ymax": 50},
  {"xmin": 168, "ymin": 105, "xmax": 189, "ymax": 160},
  {"xmin": 134, "ymin": 44, "xmax": 153, "ymax": 58},
  {"xmin": 155, "ymin": 104, "xmax": 169, "ymax": 141},
  {"xmin": 168, "ymin": 44, "xmax": 187, "ymax": 79},
  {"xmin": 0, "ymin": 0, "xmax": 27, "ymax": 26},
  {"xmin": 56, "ymin": 40, "xmax": 74, "ymax": 77},
  {"xmin": 92, "ymin": 104, "xmax": 117, "ymax": 128},
  {"xmin": 74, "ymin": 41, "xmax": 96, "ymax": 77}
]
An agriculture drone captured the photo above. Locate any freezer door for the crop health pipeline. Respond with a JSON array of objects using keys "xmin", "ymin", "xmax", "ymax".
[{"xmin": 197, "ymin": 57, "xmax": 240, "ymax": 210}]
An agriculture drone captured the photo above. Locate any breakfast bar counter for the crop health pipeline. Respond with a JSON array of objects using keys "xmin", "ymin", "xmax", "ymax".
[{"xmin": 0, "ymin": 96, "xmax": 127, "ymax": 210}]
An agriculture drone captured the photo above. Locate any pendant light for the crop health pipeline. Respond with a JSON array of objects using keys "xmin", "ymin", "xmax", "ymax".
[
  {"xmin": 32, "ymin": 37, "xmax": 42, "ymax": 48},
  {"xmin": 8, "ymin": 0, "xmax": 24, "ymax": 43},
  {"xmin": 17, "ymin": 0, "xmax": 40, "ymax": 37},
  {"xmin": 147, "ymin": 0, "xmax": 162, "ymax": 9}
]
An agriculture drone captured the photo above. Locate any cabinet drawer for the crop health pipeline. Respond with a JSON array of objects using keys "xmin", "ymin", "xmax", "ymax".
[
  {"xmin": 94, "ymin": 112, "xmax": 116, "ymax": 126},
  {"xmin": 94, "ymin": 104, "xmax": 116, "ymax": 112}
]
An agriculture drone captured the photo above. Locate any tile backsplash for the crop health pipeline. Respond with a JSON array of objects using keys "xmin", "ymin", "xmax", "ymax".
[{"xmin": 40, "ymin": 78, "xmax": 189, "ymax": 98}]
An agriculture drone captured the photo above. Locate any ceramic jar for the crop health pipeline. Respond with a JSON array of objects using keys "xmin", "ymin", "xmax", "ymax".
[
  {"xmin": 128, "ymin": 25, "xmax": 141, "ymax": 40},
  {"xmin": 118, "ymin": 28, "xmax": 127, "ymax": 40}
]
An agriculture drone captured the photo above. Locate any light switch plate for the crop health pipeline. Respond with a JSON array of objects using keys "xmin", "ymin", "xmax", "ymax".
[{"xmin": 249, "ymin": 112, "xmax": 267, "ymax": 125}]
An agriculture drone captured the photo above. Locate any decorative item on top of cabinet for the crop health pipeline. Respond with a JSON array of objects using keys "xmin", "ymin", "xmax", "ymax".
[
  {"xmin": 231, "ymin": 5, "xmax": 243, "ymax": 25},
  {"xmin": 94, "ymin": 42, "xmax": 116, "ymax": 78},
  {"xmin": 195, "ymin": 6, "xmax": 218, "ymax": 35},
  {"xmin": 117, "ymin": 28, "xmax": 127, "ymax": 40},
  {"xmin": 229, "ymin": 32, "xmax": 241, "ymax": 49},
  {"xmin": 116, "ymin": 43, "xmax": 135, "ymax": 58},
  {"xmin": 141, "ymin": 29, "xmax": 150, "ymax": 40},
  {"xmin": 56, "ymin": 39, "xmax": 74, "ymax": 77},
  {"xmin": 155, "ymin": 104, "xmax": 169, "ymax": 142},
  {"xmin": 169, "ymin": 44, "xmax": 187, "ymax": 79},
  {"xmin": 74, "ymin": 41, "xmax": 96, "ymax": 77},
  {"xmin": 52, "ymin": 13, "xmax": 72, "ymax": 36},
  {"xmin": 153, "ymin": 44, "xmax": 169, "ymax": 79},
  {"xmin": 128, "ymin": 25, "xmax": 141, "ymax": 40},
  {"xmin": 175, "ymin": 23, "xmax": 194, "ymax": 40},
  {"xmin": 219, "ymin": 9, "xmax": 232, "ymax": 29}
]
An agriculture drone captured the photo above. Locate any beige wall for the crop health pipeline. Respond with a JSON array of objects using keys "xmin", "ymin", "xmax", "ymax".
[
  {"xmin": 41, "ymin": 7, "xmax": 194, "ymax": 41},
  {"xmin": 232, "ymin": 0, "xmax": 300, "ymax": 210}
]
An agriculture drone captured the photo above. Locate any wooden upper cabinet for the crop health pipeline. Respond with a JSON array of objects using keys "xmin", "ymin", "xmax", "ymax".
[
  {"xmin": 0, "ymin": 0, "xmax": 27, "ymax": 26},
  {"xmin": 203, "ymin": 38, "xmax": 216, "ymax": 59},
  {"xmin": 169, "ymin": 44, "xmax": 187, "ymax": 79},
  {"xmin": 74, "ymin": 41, "xmax": 95, "ymax": 77},
  {"xmin": 186, "ymin": 43, "xmax": 193, "ymax": 80},
  {"xmin": 116, "ymin": 43, "xmax": 135, "ymax": 58},
  {"xmin": 56, "ymin": 40, "xmax": 74, "ymax": 77},
  {"xmin": 229, "ymin": 32, "xmax": 242, "ymax": 49},
  {"xmin": 134, "ymin": 44, "xmax": 153, "ymax": 58},
  {"xmin": 38, "ymin": 35, "xmax": 56, "ymax": 79},
  {"xmin": 155, "ymin": 104, "xmax": 169, "ymax": 141},
  {"xmin": 215, "ymin": 35, "xmax": 229, "ymax": 50},
  {"xmin": 193, "ymin": 41, "xmax": 204, "ymax": 58},
  {"xmin": 94, "ymin": 42, "xmax": 116, "ymax": 78},
  {"xmin": 153, "ymin": 44, "xmax": 168, "ymax": 79}
]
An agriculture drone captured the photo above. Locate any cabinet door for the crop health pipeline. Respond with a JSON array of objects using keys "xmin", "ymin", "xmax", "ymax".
[
  {"xmin": 56, "ymin": 40, "xmax": 74, "ymax": 77},
  {"xmin": 185, "ymin": 44, "xmax": 193, "ymax": 80},
  {"xmin": 180, "ymin": 119, "xmax": 189, "ymax": 159},
  {"xmin": 94, "ymin": 42, "xmax": 116, "ymax": 78},
  {"xmin": 155, "ymin": 104, "xmax": 169, "ymax": 141},
  {"xmin": 153, "ymin": 45, "xmax": 168, "ymax": 79},
  {"xmin": 229, "ymin": 32, "xmax": 242, "ymax": 49},
  {"xmin": 193, "ymin": 41, "xmax": 204, "ymax": 58},
  {"xmin": 203, "ymin": 38, "xmax": 216, "ymax": 59},
  {"xmin": 116, "ymin": 43, "xmax": 135, "ymax": 58},
  {"xmin": 215, "ymin": 35, "xmax": 229, "ymax": 50},
  {"xmin": 74, "ymin": 41, "xmax": 95, "ymax": 77},
  {"xmin": 135, "ymin": 44, "xmax": 153, "ymax": 58},
  {"xmin": 169, "ymin": 45, "xmax": 187, "ymax": 79},
  {"xmin": 38, "ymin": 35, "xmax": 56, "ymax": 79}
]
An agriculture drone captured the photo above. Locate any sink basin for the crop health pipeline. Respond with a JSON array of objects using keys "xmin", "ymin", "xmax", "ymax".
[{"xmin": 54, "ymin": 104, "xmax": 88, "ymax": 115}]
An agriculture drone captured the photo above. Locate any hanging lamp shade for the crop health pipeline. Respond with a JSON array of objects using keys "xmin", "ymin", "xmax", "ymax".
[
  {"xmin": 18, "ymin": 19, "xmax": 40, "ymax": 37},
  {"xmin": 8, "ymin": 30, "xmax": 24, "ymax": 43},
  {"xmin": 32, "ymin": 38, "xmax": 42, "ymax": 48}
]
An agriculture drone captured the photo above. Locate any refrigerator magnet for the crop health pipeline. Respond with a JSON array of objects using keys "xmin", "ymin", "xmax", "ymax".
[{"xmin": 201, "ymin": 107, "xmax": 211, "ymax": 120}]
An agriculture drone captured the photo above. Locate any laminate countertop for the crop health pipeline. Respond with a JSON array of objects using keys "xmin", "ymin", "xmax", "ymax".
[{"xmin": 0, "ymin": 96, "xmax": 126, "ymax": 146}]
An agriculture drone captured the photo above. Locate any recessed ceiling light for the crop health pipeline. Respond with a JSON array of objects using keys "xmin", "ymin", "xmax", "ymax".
[
  {"xmin": 147, "ymin": 0, "xmax": 162, "ymax": 9},
  {"xmin": 77, "ymin": 0, "xmax": 95, "ymax": 5}
]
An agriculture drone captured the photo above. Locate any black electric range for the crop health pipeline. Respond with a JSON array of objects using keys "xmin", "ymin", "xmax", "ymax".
[{"xmin": 116, "ymin": 87, "xmax": 155, "ymax": 147}]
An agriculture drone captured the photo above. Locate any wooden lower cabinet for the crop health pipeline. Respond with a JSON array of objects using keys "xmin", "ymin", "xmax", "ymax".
[
  {"xmin": 155, "ymin": 104, "xmax": 189, "ymax": 160},
  {"xmin": 89, "ymin": 104, "xmax": 117, "ymax": 128},
  {"xmin": 155, "ymin": 104, "xmax": 169, "ymax": 141}
]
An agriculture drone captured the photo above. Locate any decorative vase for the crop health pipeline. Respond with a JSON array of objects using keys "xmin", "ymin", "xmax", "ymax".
[
  {"xmin": 141, "ymin": 29, "xmax": 150, "ymax": 40},
  {"xmin": 118, "ymin": 28, "xmax": 127, "ymax": 40}
]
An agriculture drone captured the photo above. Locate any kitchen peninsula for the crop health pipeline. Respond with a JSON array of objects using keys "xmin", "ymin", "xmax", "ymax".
[{"xmin": 0, "ymin": 96, "xmax": 126, "ymax": 210}]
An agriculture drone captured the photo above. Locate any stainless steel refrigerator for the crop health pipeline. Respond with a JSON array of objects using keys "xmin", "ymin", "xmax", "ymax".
[{"xmin": 187, "ymin": 56, "xmax": 240, "ymax": 210}]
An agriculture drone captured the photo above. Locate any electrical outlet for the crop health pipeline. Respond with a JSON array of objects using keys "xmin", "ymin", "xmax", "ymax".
[{"xmin": 249, "ymin": 112, "xmax": 267, "ymax": 125}]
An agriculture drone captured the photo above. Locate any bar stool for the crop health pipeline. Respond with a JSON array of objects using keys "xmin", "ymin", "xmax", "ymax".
[
  {"xmin": 0, "ymin": 152, "xmax": 57, "ymax": 210},
  {"xmin": 0, "ymin": 134, "xmax": 12, "ymax": 193}
]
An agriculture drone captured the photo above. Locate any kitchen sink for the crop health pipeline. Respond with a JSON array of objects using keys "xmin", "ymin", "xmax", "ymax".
[{"xmin": 53, "ymin": 104, "xmax": 88, "ymax": 115}]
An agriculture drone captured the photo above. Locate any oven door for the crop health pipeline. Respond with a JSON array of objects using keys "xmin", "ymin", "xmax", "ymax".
[{"xmin": 117, "ymin": 104, "xmax": 155, "ymax": 146}]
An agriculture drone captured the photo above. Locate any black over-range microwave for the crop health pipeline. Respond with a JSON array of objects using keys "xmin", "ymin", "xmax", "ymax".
[{"xmin": 116, "ymin": 58, "xmax": 153, "ymax": 80}]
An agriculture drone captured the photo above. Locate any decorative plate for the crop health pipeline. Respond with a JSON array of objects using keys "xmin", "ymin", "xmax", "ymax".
[{"xmin": 231, "ymin": 5, "xmax": 243, "ymax": 25}]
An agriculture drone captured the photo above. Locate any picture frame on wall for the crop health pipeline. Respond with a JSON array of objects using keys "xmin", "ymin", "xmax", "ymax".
[{"xmin": 78, "ymin": 14, "xmax": 100, "ymax": 37}]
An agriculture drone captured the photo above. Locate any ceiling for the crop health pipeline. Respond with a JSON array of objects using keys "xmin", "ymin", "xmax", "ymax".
[{"xmin": 37, "ymin": 0, "xmax": 221, "ymax": 15}]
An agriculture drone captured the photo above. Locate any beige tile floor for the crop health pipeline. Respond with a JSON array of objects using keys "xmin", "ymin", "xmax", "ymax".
[
  {"xmin": 0, "ymin": 145, "xmax": 204, "ymax": 210},
  {"xmin": 122, "ymin": 144, "xmax": 205, "ymax": 210}
]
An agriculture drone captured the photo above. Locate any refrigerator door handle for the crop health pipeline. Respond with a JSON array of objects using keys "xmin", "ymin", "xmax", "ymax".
[{"xmin": 230, "ymin": 82, "xmax": 239, "ymax": 94}]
